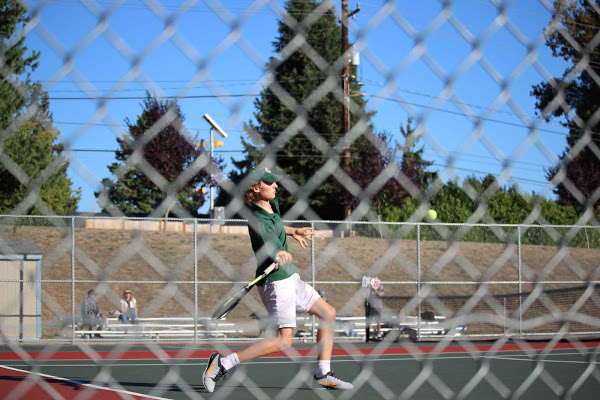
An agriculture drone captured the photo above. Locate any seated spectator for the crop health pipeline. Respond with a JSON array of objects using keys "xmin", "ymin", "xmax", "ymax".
[
  {"xmin": 120, "ymin": 289, "xmax": 138, "ymax": 324},
  {"xmin": 317, "ymin": 289, "xmax": 328, "ymax": 303},
  {"xmin": 80, "ymin": 289, "xmax": 105, "ymax": 338}
]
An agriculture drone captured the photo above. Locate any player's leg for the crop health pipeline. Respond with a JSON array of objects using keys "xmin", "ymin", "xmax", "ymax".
[
  {"xmin": 203, "ymin": 328, "xmax": 293, "ymax": 393},
  {"xmin": 303, "ymin": 283, "xmax": 353, "ymax": 390},
  {"xmin": 238, "ymin": 327, "xmax": 293, "ymax": 361},
  {"xmin": 235, "ymin": 274, "xmax": 297, "ymax": 362},
  {"xmin": 203, "ymin": 276, "xmax": 296, "ymax": 392},
  {"xmin": 308, "ymin": 297, "xmax": 335, "ymax": 361}
]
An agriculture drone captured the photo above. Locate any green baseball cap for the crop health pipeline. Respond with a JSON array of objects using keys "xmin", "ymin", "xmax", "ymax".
[{"xmin": 248, "ymin": 166, "xmax": 282, "ymax": 184}]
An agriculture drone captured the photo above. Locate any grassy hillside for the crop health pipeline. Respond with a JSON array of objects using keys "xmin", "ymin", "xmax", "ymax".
[{"xmin": 2, "ymin": 225, "xmax": 599, "ymax": 337}]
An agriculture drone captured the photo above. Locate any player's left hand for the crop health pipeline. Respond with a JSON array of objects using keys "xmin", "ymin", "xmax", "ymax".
[{"xmin": 291, "ymin": 228, "xmax": 314, "ymax": 249}]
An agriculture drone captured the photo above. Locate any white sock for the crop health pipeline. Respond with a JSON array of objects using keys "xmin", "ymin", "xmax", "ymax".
[
  {"xmin": 316, "ymin": 360, "xmax": 331, "ymax": 378},
  {"xmin": 220, "ymin": 353, "xmax": 240, "ymax": 371}
]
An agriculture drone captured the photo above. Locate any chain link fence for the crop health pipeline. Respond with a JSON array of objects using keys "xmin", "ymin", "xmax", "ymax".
[
  {"xmin": 2, "ymin": 0, "xmax": 600, "ymax": 398},
  {"xmin": 1, "ymin": 215, "xmax": 599, "ymax": 343}
]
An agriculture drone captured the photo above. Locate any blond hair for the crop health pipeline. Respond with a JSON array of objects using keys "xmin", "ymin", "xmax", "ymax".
[{"xmin": 245, "ymin": 182, "xmax": 260, "ymax": 206}]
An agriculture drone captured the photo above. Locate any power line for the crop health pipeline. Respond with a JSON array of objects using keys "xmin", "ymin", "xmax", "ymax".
[
  {"xmin": 393, "ymin": 156, "xmax": 549, "ymax": 187},
  {"xmin": 369, "ymin": 94, "xmax": 600, "ymax": 141},
  {"xmin": 42, "ymin": 81, "xmax": 594, "ymax": 140},
  {"xmin": 66, "ymin": 147, "xmax": 550, "ymax": 188},
  {"xmin": 42, "ymin": 90, "xmax": 574, "ymax": 139},
  {"xmin": 42, "ymin": 78, "xmax": 574, "ymax": 138},
  {"xmin": 44, "ymin": 94, "xmax": 255, "ymax": 100}
]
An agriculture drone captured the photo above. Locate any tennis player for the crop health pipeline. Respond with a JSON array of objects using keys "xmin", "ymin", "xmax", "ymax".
[{"xmin": 203, "ymin": 166, "xmax": 353, "ymax": 392}]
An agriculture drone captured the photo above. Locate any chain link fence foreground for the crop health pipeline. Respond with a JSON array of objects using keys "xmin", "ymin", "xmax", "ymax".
[{"xmin": 2, "ymin": 0, "xmax": 600, "ymax": 398}]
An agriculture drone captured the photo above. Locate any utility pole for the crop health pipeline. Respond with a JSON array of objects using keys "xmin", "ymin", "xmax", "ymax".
[{"xmin": 341, "ymin": 0, "xmax": 360, "ymax": 219}]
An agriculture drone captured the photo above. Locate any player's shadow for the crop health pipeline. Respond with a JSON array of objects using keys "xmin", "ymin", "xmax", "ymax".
[{"xmin": 0, "ymin": 375, "xmax": 204, "ymax": 393}]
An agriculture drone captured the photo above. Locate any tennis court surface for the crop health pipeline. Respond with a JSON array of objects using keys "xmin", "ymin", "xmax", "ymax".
[{"xmin": 2, "ymin": 340, "xmax": 598, "ymax": 399}]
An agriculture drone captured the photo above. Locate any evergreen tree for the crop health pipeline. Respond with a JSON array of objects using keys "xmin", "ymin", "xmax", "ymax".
[
  {"xmin": 0, "ymin": 0, "xmax": 40, "ymax": 129},
  {"xmin": 397, "ymin": 119, "xmax": 436, "ymax": 191},
  {"xmin": 220, "ymin": 0, "xmax": 375, "ymax": 220},
  {"xmin": 97, "ymin": 93, "xmax": 222, "ymax": 217},
  {"xmin": 532, "ymin": 0, "xmax": 600, "ymax": 214},
  {"xmin": 0, "ymin": 0, "xmax": 80, "ymax": 215}
]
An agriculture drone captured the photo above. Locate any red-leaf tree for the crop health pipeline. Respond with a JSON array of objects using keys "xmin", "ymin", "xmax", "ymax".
[{"xmin": 96, "ymin": 92, "xmax": 223, "ymax": 218}]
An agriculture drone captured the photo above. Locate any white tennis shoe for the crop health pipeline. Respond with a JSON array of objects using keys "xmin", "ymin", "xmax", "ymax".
[
  {"xmin": 314, "ymin": 371, "xmax": 354, "ymax": 390},
  {"xmin": 203, "ymin": 352, "xmax": 228, "ymax": 393}
]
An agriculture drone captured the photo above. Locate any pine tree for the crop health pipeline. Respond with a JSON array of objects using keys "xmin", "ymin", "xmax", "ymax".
[
  {"xmin": 220, "ymin": 0, "xmax": 384, "ymax": 220},
  {"xmin": 0, "ymin": 0, "xmax": 80, "ymax": 215},
  {"xmin": 97, "ymin": 93, "xmax": 221, "ymax": 218},
  {"xmin": 397, "ymin": 119, "xmax": 436, "ymax": 191},
  {"xmin": 0, "ymin": 0, "xmax": 40, "ymax": 129}
]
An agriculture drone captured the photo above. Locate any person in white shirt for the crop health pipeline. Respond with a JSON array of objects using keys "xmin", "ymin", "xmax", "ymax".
[{"xmin": 120, "ymin": 289, "xmax": 138, "ymax": 324}]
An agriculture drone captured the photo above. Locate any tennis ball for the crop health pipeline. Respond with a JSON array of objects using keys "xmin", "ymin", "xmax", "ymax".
[{"xmin": 427, "ymin": 209, "xmax": 437, "ymax": 220}]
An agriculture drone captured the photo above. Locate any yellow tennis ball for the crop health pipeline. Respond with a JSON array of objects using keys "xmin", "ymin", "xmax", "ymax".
[{"xmin": 427, "ymin": 209, "xmax": 437, "ymax": 220}]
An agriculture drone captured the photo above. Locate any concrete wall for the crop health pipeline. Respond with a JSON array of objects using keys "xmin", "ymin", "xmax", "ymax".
[{"xmin": 83, "ymin": 218, "xmax": 334, "ymax": 237}]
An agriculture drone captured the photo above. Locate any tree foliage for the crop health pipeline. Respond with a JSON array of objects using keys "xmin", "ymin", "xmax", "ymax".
[
  {"xmin": 341, "ymin": 119, "xmax": 437, "ymax": 219},
  {"xmin": 0, "ymin": 119, "xmax": 80, "ymax": 214},
  {"xmin": 383, "ymin": 174, "xmax": 582, "ymax": 228},
  {"xmin": 0, "ymin": 0, "xmax": 40, "ymax": 129},
  {"xmin": 97, "ymin": 93, "xmax": 222, "ymax": 217},
  {"xmin": 430, "ymin": 180, "xmax": 476, "ymax": 223},
  {"xmin": 0, "ymin": 0, "xmax": 80, "ymax": 215},
  {"xmin": 397, "ymin": 119, "xmax": 437, "ymax": 192},
  {"xmin": 338, "ymin": 132, "xmax": 404, "ymax": 216},
  {"xmin": 532, "ymin": 0, "xmax": 600, "ymax": 214}
]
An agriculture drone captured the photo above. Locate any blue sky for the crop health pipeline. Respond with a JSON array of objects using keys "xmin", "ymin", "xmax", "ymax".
[{"xmin": 21, "ymin": 0, "xmax": 569, "ymax": 214}]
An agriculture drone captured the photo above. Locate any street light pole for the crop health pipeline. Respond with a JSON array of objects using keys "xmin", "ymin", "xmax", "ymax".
[
  {"xmin": 202, "ymin": 114, "xmax": 228, "ymax": 232},
  {"xmin": 209, "ymin": 127, "xmax": 215, "ymax": 215}
]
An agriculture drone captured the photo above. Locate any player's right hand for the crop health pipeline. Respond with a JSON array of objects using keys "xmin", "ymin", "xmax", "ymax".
[{"xmin": 275, "ymin": 251, "xmax": 292, "ymax": 269}]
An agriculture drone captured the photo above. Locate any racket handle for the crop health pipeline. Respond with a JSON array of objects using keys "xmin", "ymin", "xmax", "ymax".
[{"xmin": 263, "ymin": 262, "xmax": 277, "ymax": 276}]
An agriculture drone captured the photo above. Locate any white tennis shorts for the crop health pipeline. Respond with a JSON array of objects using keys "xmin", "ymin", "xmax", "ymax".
[{"xmin": 257, "ymin": 273, "xmax": 320, "ymax": 329}]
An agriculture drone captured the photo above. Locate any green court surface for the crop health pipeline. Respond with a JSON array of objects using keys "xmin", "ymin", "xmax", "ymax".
[{"xmin": 1, "ymin": 341, "xmax": 598, "ymax": 399}]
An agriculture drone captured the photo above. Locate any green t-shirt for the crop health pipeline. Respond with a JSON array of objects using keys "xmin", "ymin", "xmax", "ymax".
[{"xmin": 248, "ymin": 199, "xmax": 296, "ymax": 285}]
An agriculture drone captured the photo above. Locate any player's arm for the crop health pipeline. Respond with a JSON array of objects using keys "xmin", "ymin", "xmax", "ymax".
[{"xmin": 284, "ymin": 226, "xmax": 314, "ymax": 249}]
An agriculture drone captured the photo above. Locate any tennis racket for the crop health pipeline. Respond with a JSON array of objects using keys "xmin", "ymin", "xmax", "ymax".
[{"xmin": 211, "ymin": 262, "xmax": 277, "ymax": 320}]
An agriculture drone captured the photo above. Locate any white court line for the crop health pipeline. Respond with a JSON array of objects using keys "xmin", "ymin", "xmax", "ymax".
[
  {"xmin": 482, "ymin": 351, "xmax": 600, "ymax": 365},
  {"xmin": 0, "ymin": 354, "xmax": 561, "ymax": 368},
  {"xmin": 0, "ymin": 365, "xmax": 170, "ymax": 400},
  {"xmin": 482, "ymin": 356, "xmax": 600, "ymax": 365}
]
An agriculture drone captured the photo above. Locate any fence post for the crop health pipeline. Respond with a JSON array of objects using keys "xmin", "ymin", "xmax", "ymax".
[
  {"xmin": 194, "ymin": 218, "xmax": 198, "ymax": 344},
  {"xmin": 417, "ymin": 223, "xmax": 421, "ymax": 341},
  {"xmin": 311, "ymin": 221, "xmax": 316, "ymax": 342},
  {"xmin": 503, "ymin": 295, "xmax": 506, "ymax": 335},
  {"xmin": 518, "ymin": 225, "xmax": 522, "ymax": 339},
  {"xmin": 71, "ymin": 217, "xmax": 75, "ymax": 344},
  {"xmin": 19, "ymin": 259, "xmax": 23, "ymax": 341}
]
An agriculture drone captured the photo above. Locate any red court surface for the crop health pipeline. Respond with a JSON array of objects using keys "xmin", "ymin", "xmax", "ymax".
[
  {"xmin": 1, "ymin": 365, "xmax": 167, "ymax": 400},
  {"xmin": 0, "ymin": 340, "xmax": 597, "ymax": 361}
]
